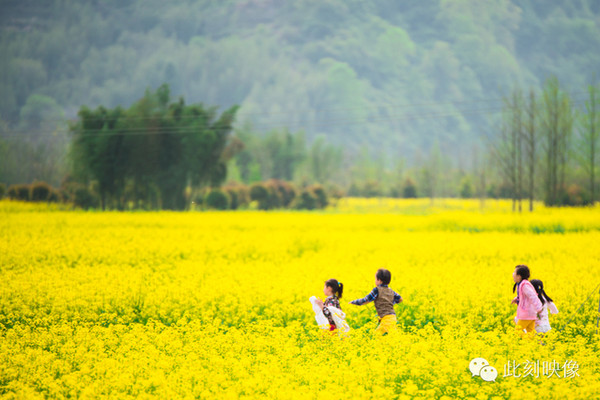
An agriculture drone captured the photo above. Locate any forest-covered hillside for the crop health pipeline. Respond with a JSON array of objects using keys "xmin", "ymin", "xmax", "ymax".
[{"xmin": 1, "ymin": 0, "xmax": 599, "ymax": 189}]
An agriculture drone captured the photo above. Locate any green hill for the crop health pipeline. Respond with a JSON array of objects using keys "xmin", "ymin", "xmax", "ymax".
[{"xmin": 1, "ymin": 0, "xmax": 599, "ymax": 161}]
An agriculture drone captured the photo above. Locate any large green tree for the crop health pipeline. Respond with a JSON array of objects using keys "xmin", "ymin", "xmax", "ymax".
[{"xmin": 70, "ymin": 85, "xmax": 238, "ymax": 210}]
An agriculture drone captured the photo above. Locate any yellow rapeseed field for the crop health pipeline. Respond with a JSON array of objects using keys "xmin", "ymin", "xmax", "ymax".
[{"xmin": 1, "ymin": 199, "xmax": 600, "ymax": 399}]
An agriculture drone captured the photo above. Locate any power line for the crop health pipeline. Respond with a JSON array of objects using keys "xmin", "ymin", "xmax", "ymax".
[
  {"xmin": 557, "ymin": 281, "xmax": 600, "ymax": 333},
  {"xmin": 0, "ymin": 106, "xmax": 508, "ymax": 139},
  {"xmin": 4, "ymin": 90, "xmax": 591, "ymax": 126},
  {"xmin": 0, "ymin": 95, "xmax": 504, "ymax": 126},
  {"xmin": 0, "ymin": 98, "xmax": 590, "ymax": 139}
]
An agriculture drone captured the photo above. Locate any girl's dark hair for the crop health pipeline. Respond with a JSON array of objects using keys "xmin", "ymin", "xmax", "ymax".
[
  {"xmin": 325, "ymin": 279, "xmax": 343, "ymax": 298},
  {"xmin": 512, "ymin": 264, "xmax": 531, "ymax": 293},
  {"xmin": 530, "ymin": 279, "xmax": 554, "ymax": 304},
  {"xmin": 376, "ymin": 268, "xmax": 391, "ymax": 285}
]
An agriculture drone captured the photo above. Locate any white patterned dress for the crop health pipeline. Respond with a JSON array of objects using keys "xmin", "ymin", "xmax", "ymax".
[{"xmin": 535, "ymin": 300, "xmax": 559, "ymax": 333}]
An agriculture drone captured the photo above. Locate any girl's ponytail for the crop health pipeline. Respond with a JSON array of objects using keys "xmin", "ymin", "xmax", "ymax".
[
  {"xmin": 530, "ymin": 279, "xmax": 554, "ymax": 305},
  {"xmin": 541, "ymin": 289, "xmax": 553, "ymax": 304},
  {"xmin": 325, "ymin": 278, "xmax": 343, "ymax": 299}
]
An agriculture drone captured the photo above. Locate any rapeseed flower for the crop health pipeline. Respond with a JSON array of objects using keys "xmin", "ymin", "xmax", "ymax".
[{"xmin": 1, "ymin": 200, "xmax": 599, "ymax": 399}]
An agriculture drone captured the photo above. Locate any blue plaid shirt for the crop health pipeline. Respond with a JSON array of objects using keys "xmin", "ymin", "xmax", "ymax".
[{"xmin": 350, "ymin": 285, "xmax": 402, "ymax": 305}]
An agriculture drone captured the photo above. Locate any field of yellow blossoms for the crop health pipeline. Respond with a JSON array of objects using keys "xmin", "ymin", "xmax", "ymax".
[{"xmin": 1, "ymin": 199, "xmax": 600, "ymax": 399}]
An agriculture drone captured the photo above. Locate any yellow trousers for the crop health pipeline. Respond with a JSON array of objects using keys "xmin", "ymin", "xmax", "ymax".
[
  {"xmin": 515, "ymin": 319, "xmax": 536, "ymax": 337},
  {"xmin": 375, "ymin": 314, "xmax": 397, "ymax": 335}
]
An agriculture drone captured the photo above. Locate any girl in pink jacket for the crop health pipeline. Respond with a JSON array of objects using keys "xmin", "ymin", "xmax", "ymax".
[{"xmin": 511, "ymin": 265, "xmax": 543, "ymax": 334}]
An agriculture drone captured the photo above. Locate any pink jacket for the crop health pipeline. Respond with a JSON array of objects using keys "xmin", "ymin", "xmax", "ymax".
[{"xmin": 514, "ymin": 280, "xmax": 544, "ymax": 320}]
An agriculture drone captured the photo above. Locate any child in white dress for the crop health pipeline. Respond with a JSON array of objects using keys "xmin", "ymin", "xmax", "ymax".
[
  {"xmin": 530, "ymin": 279, "xmax": 558, "ymax": 334},
  {"xmin": 309, "ymin": 279, "xmax": 350, "ymax": 332}
]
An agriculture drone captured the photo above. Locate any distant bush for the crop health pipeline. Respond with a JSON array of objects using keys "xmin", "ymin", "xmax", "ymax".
[
  {"xmin": 0, "ymin": 183, "xmax": 5, "ymax": 199},
  {"xmin": 388, "ymin": 185, "xmax": 402, "ymax": 198},
  {"xmin": 7, "ymin": 184, "xmax": 30, "ymax": 201},
  {"xmin": 459, "ymin": 176, "xmax": 474, "ymax": 199},
  {"xmin": 249, "ymin": 180, "xmax": 329, "ymax": 210},
  {"xmin": 497, "ymin": 182, "xmax": 513, "ymax": 199},
  {"xmin": 311, "ymin": 185, "xmax": 328, "ymax": 208},
  {"xmin": 205, "ymin": 189, "xmax": 230, "ymax": 210},
  {"xmin": 403, "ymin": 178, "xmax": 417, "ymax": 198},
  {"xmin": 346, "ymin": 181, "xmax": 387, "ymax": 198},
  {"xmin": 48, "ymin": 189, "xmax": 62, "ymax": 203},
  {"xmin": 59, "ymin": 175, "xmax": 75, "ymax": 202},
  {"xmin": 326, "ymin": 184, "xmax": 345, "ymax": 201},
  {"xmin": 486, "ymin": 184, "xmax": 499, "ymax": 199},
  {"xmin": 362, "ymin": 180, "xmax": 382, "ymax": 198},
  {"xmin": 223, "ymin": 184, "xmax": 250, "ymax": 210},
  {"xmin": 293, "ymin": 185, "xmax": 328, "ymax": 210},
  {"xmin": 59, "ymin": 186, "xmax": 75, "ymax": 204},
  {"xmin": 294, "ymin": 189, "xmax": 318, "ymax": 210},
  {"xmin": 30, "ymin": 181, "xmax": 53, "ymax": 202},
  {"xmin": 347, "ymin": 182, "xmax": 360, "ymax": 197},
  {"xmin": 72, "ymin": 184, "xmax": 99, "ymax": 210},
  {"xmin": 191, "ymin": 192, "xmax": 204, "ymax": 209},
  {"xmin": 236, "ymin": 185, "xmax": 250, "ymax": 208},
  {"xmin": 265, "ymin": 184, "xmax": 283, "ymax": 209},
  {"xmin": 554, "ymin": 184, "xmax": 591, "ymax": 207},
  {"xmin": 267, "ymin": 179, "xmax": 296, "ymax": 207},
  {"xmin": 223, "ymin": 186, "xmax": 240, "ymax": 210},
  {"xmin": 250, "ymin": 183, "xmax": 270, "ymax": 210}
]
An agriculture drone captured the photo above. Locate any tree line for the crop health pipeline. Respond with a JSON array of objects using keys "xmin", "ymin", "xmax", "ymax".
[
  {"xmin": 0, "ymin": 85, "xmax": 333, "ymax": 211},
  {"xmin": 492, "ymin": 77, "xmax": 599, "ymax": 209},
  {"xmin": 1, "ymin": 77, "xmax": 599, "ymax": 210}
]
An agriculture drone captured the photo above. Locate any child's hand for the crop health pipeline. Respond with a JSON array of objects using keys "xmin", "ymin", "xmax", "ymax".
[
  {"xmin": 315, "ymin": 298, "xmax": 323, "ymax": 308},
  {"xmin": 511, "ymin": 298, "xmax": 518, "ymax": 305}
]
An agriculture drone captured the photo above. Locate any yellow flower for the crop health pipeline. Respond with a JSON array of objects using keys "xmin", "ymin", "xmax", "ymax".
[{"xmin": 1, "ymin": 199, "xmax": 599, "ymax": 399}]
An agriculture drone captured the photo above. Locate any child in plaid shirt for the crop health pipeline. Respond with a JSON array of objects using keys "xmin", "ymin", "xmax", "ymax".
[
  {"xmin": 350, "ymin": 268, "xmax": 403, "ymax": 334},
  {"xmin": 312, "ymin": 279, "xmax": 344, "ymax": 331}
]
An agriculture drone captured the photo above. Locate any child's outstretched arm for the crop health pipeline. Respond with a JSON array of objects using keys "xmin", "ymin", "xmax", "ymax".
[
  {"xmin": 393, "ymin": 291, "xmax": 403, "ymax": 304},
  {"xmin": 349, "ymin": 287, "xmax": 378, "ymax": 305}
]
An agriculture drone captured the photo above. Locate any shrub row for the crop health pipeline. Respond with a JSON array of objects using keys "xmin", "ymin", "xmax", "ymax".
[
  {"xmin": 2, "ymin": 179, "xmax": 594, "ymax": 209},
  {"xmin": 348, "ymin": 178, "xmax": 418, "ymax": 199},
  {"xmin": 202, "ymin": 179, "xmax": 330, "ymax": 211},
  {"xmin": 2, "ymin": 179, "xmax": 332, "ymax": 211},
  {"xmin": 5, "ymin": 182, "xmax": 62, "ymax": 203},
  {"xmin": 2, "ymin": 181, "xmax": 99, "ymax": 210}
]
